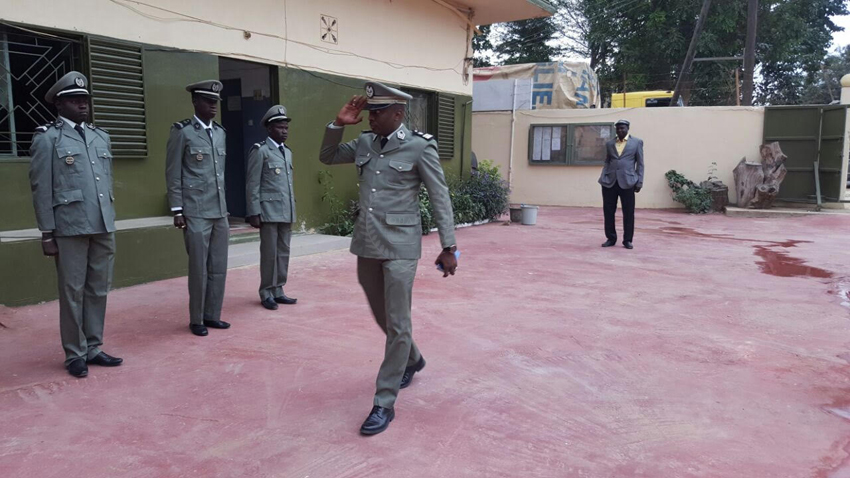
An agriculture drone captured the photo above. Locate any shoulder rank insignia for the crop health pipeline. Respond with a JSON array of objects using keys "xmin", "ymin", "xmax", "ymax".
[
  {"xmin": 89, "ymin": 123, "xmax": 109, "ymax": 133},
  {"xmin": 413, "ymin": 130, "xmax": 435, "ymax": 141},
  {"xmin": 34, "ymin": 125, "xmax": 50, "ymax": 133},
  {"xmin": 172, "ymin": 119, "xmax": 192, "ymax": 129},
  {"xmin": 213, "ymin": 120, "xmax": 226, "ymax": 132},
  {"xmin": 249, "ymin": 142, "xmax": 262, "ymax": 152}
]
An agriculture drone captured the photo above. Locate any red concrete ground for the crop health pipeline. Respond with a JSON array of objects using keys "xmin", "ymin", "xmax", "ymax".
[{"xmin": 2, "ymin": 207, "xmax": 850, "ymax": 478}]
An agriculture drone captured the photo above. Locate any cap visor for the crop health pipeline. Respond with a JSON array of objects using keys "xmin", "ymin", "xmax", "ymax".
[
  {"xmin": 365, "ymin": 103, "xmax": 393, "ymax": 111},
  {"xmin": 56, "ymin": 89, "xmax": 90, "ymax": 98},
  {"xmin": 193, "ymin": 91, "xmax": 221, "ymax": 100}
]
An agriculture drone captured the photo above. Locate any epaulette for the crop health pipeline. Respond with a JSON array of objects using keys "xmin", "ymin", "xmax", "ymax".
[
  {"xmin": 88, "ymin": 123, "xmax": 109, "ymax": 134},
  {"xmin": 249, "ymin": 142, "xmax": 262, "ymax": 152},
  {"xmin": 413, "ymin": 130, "xmax": 436, "ymax": 141},
  {"xmin": 34, "ymin": 124, "xmax": 52, "ymax": 133},
  {"xmin": 213, "ymin": 120, "xmax": 226, "ymax": 132},
  {"xmin": 172, "ymin": 119, "xmax": 192, "ymax": 129}
]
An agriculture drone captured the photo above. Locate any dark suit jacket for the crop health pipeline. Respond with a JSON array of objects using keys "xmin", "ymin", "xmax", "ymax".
[{"xmin": 598, "ymin": 136, "xmax": 645, "ymax": 189}]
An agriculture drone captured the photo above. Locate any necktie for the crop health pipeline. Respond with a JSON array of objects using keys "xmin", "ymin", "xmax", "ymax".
[
  {"xmin": 380, "ymin": 136, "xmax": 388, "ymax": 149},
  {"xmin": 279, "ymin": 145, "xmax": 286, "ymax": 155},
  {"xmin": 206, "ymin": 128, "xmax": 213, "ymax": 143},
  {"xmin": 74, "ymin": 124, "xmax": 86, "ymax": 142}
]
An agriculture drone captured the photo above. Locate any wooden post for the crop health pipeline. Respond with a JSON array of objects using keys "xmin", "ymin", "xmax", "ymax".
[
  {"xmin": 670, "ymin": 0, "xmax": 713, "ymax": 106},
  {"xmin": 735, "ymin": 68, "xmax": 741, "ymax": 106},
  {"xmin": 742, "ymin": 0, "xmax": 758, "ymax": 106}
]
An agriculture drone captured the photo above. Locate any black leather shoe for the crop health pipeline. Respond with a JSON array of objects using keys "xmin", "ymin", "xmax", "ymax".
[
  {"xmin": 623, "ymin": 241, "xmax": 634, "ymax": 249},
  {"xmin": 400, "ymin": 357, "xmax": 426, "ymax": 389},
  {"xmin": 203, "ymin": 320, "xmax": 231, "ymax": 329},
  {"xmin": 190, "ymin": 324, "xmax": 208, "ymax": 336},
  {"xmin": 601, "ymin": 240, "xmax": 616, "ymax": 247},
  {"xmin": 67, "ymin": 358, "xmax": 88, "ymax": 378},
  {"xmin": 360, "ymin": 406, "xmax": 394, "ymax": 435},
  {"xmin": 262, "ymin": 297, "xmax": 279, "ymax": 310},
  {"xmin": 273, "ymin": 294, "xmax": 297, "ymax": 305},
  {"xmin": 87, "ymin": 352, "xmax": 123, "ymax": 367}
]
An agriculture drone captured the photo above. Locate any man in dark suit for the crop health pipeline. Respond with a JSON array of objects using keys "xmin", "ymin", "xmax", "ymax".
[{"xmin": 598, "ymin": 120, "xmax": 644, "ymax": 249}]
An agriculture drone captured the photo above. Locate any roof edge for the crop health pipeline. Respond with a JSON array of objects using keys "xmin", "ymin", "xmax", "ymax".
[{"xmin": 526, "ymin": 0, "xmax": 558, "ymax": 15}]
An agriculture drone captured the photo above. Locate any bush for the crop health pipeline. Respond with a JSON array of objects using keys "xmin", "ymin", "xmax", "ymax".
[
  {"xmin": 319, "ymin": 159, "xmax": 511, "ymax": 236},
  {"xmin": 665, "ymin": 170, "xmax": 712, "ymax": 214}
]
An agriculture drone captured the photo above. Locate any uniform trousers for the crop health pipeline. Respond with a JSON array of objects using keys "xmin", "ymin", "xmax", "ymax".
[
  {"xmin": 259, "ymin": 222, "xmax": 292, "ymax": 300},
  {"xmin": 183, "ymin": 216, "xmax": 229, "ymax": 325}
]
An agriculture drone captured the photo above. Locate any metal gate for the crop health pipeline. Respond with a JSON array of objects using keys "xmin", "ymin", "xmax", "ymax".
[{"xmin": 763, "ymin": 105, "xmax": 847, "ymax": 203}]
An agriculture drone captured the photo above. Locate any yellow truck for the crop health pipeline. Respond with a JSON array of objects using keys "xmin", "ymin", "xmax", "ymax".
[{"xmin": 611, "ymin": 90, "xmax": 684, "ymax": 108}]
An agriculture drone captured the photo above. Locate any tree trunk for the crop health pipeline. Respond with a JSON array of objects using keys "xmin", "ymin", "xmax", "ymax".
[{"xmin": 733, "ymin": 142, "xmax": 787, "ymax": 208}]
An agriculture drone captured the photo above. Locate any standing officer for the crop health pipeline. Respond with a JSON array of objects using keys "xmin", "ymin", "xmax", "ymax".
[
  {"xmin": 29, "ymin": 71, "xmax": 123, "ymax": 378},
  {"xmin": 599, "ymin": 119, "xmax": 644, "ymax": 250},
  {"xmin": 166, "ymin": 80, "xmax": 231, "ymax": 337},
  {"xmin": 320, "ymin": 82, "xmax": 458, "ymax": 435},
  {"xmin": 245, "ymin": 105, "xmax": 298, "ymax": 310}
]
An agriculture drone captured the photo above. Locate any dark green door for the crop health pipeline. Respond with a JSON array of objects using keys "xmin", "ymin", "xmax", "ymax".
[{"xmin": 763, "ymin": 105, "xmax": 847, "ymax": 202}]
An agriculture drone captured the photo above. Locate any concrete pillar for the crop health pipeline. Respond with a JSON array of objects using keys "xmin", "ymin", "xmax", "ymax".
[{"xmin": 841, "ymin": 74, "xmax": 850, "ymax": 105}]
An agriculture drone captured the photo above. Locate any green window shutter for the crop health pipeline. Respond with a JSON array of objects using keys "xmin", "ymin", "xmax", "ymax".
[
  {"xmin": 436, "ymin": 94, "xmax": 455, "ymax": 160},
  {"xmin": 88, "ymin": 39, "xmax": 147, "ymax": 157}
]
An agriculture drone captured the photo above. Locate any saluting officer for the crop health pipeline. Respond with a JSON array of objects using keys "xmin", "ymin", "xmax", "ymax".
[
  {"xmin": 245, "ymin": 105, "xmax": 298, "ymax": 310},
  {"xmin": 165, "ymin": 80, "xmax": 231, "ymax": 337},
  {"xmin": 320, "ymin": 82, "xmax": 458, "ymax": 435},
  {"xmin": 29, "ymin": 71, "xmax": 123, "ymax": 378}
]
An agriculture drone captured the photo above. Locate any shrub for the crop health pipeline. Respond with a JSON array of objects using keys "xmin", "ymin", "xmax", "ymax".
[
  {"xmin": 665, "ymin": 170, "xmax": 712, "ymax": 214},
  {"xmin": 319, "ymin": 159, "xmax": 511, "ymax": 236}
]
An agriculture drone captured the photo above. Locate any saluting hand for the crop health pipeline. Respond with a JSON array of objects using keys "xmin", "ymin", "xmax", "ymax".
[{"xmin": 334, "ymin": 96, "xmax": 367, "ymax": 126}]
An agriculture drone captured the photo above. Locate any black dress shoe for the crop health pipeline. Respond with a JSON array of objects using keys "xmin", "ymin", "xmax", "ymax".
[
  {"xmin": 273, "ymin": 294, "xmax": 297, "ymax": 305},
  {"xmin": 601, "ymin": 240, "xmax": 616, "ymax": 247},
  {"xmin": 623, "ymin": 241, "xmax": 634, "ymax": 249},
  {"xmin": 360, "ymin": 406, "xmax": 394, "ymax": 436},
  {"xmin": 203, "ymin": 320, "xmax": 231, "ymax": 329},
  {"xmin": 400, "ymin": 357, "xmax": 426, "ymax": 389},
  {"xmin": 262, "ymin": 297, "xmax": 279, "ymax": 310},
  {"xmin": 190, "ymin": 324, "xmax": 208, "ymax": 336},
  {"xmin": 87, "ymin": 352, "xmax": 123, "ymax": 367},
  {"xmin": 67, "ymin": 358, "xmax": 88, "ymax": 378}
]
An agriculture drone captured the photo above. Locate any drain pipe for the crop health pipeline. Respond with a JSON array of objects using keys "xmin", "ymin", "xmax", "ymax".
[
  {"xmin": 460, "ymin": 99, "xmax": 472, "ymax": 178},
  {"xmin": 507, "ymin": 79, "xmax": 518, "ymax": 193}
]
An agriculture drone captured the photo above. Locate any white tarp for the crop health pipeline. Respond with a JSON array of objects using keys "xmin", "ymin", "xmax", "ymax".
[{"xmin": 473, "ymin": 61, "xmax": 601, "ymax": 109}]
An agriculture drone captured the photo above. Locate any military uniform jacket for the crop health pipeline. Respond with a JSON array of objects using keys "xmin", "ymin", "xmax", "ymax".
[
  {"xmin": 29, "ymin": 120, "xmax": 116, "ymax": 237},
  {"xmin": 319, "ymin": 124, "xmax": 455, "ymax": 260},
  {"xmin": 245, "ymin": 138, "xmax": 296, "ymax": 223},
  {"xmin": 166, "ymin": 117, "xmax": 228, "ymax": 218},
  {"xmin": 598, "ymin": 136, "xmax": 645, "ymax": 189}
]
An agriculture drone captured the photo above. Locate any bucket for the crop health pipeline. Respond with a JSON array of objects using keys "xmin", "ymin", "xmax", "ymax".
[
  {"xmin": 509, "ymin": 205, "xmax": 523, "ymax": 223},
  {"xmin": 521, "ymin": 205, "xmax": 539, "ymax": 225}
]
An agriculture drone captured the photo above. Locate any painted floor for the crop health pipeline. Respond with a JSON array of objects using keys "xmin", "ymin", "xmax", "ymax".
[{"xmin": 2, "ymin": 207, "xmax": 850, "ymax": 478}]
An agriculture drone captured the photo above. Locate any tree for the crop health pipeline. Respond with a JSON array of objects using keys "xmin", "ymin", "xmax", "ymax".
[
  {"xmin": 797, "ymin": 46, "xmax": 850, "ymax": 105},
  {"xmin": 552, "ymin": 0, "xmax": 848, "ymax": 106},
  {"xmin": 472, "ymin": 25, "xmax": 494, "ymax": 67},
  {"xmin": 492, "ymin": 17, "xmax": 561, "ymax": 65}
]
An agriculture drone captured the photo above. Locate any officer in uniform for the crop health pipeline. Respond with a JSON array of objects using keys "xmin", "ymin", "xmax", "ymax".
[
  {"xmin": 165, "ymin": 80, "xmax": 231, "ymax": 337},
  {"xmin": 320, "ymin": 82, "xmax": 458, "ymax": 435},
  {"xmin": 245, "ymin": 105, "xmax": 298, "ymax": 310},
  {"xmin": 29, "ymin": 71, "xmax": 123, "ymax": 378}
]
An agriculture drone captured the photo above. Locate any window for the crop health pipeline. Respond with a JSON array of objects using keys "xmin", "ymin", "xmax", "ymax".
[
  {"xmin": 404, "ymin": 88, "xmax": 434, "ymax": 134},
  {"xmin": 529, "ymin": 123, "xmax": 613, "ymax": 166},
  {"xmin": 88, "ymin": 38, "xmax": 148, "ymax": 157},
  {"xmin": 402, "ymin": 89, "xmax": 456, "ymax": 161},
  {"xmin": 436, "ymin": 93, "xmax": 455, "ymax": 160},
  {"xmin": 0, "ymin": 24, "xmax": 83, "ymax": 158}
]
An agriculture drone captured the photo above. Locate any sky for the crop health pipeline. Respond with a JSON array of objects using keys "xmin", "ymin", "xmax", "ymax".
[{"xmin": 832, "ymin": 15, "xmax": 850, "ymax": 51}]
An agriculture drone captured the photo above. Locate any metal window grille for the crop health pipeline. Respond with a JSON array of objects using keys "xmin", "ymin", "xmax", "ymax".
[
  {"xmin": 437, "ymin": 94, "xmax": 455, "ymax": 160},
  {"xmin": 89, "ymin": 38, "xmax": 147, "ymax": 157},
  {"xmin": 0, "ymin": 25, "xmax": 81, "ymax": 157}
]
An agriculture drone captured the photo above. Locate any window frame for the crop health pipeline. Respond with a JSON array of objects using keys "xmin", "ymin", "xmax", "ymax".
[
  {"xmin": 528, "ymin": 122, "xmax": 614, "ymax": 166},
  {"xmin": 0, "ymin": 23, "xmax": 86, "ymax": 162}
]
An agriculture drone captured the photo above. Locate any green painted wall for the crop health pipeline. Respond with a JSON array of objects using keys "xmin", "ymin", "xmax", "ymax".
[
  {"xmin": 277, "ymin": 67, "xmax": 472, "ymax": 230},
  {"xmin": 0, "ymin": 226, "xmax": 187, "ymax": 307}
]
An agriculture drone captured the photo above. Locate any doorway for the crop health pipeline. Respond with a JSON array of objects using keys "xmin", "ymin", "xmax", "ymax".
[{"xmin": 219, "ymin": 57, "xmax": 277, "ymax": 219}]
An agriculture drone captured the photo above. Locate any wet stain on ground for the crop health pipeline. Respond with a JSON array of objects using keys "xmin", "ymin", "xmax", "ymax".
[{"xmin": 753, "ymin": 245, "xmax": 833, "ymax": 278}]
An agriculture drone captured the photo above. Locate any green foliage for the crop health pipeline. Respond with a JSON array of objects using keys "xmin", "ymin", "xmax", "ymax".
[
  {"xmin": 317, "ymin": 170, "xmax": 358, "ymax": 236},
  {"xmin": 546, "ymin": 0, "xmax": 848, "ymax": 106},
  {"xmin": 665, "ymin": 170, "xmax": 712, "ymax": 214},
  {"xmin": 319, "ymin": 160, "xmax": 511, "ymax": 237},
  {"xmin": 491, "ymin": 17, "xmax": 562, "ymax": 65}
]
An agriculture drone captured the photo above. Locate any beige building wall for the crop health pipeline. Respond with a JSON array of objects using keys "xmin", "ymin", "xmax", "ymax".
[
  {"xmin": 2, "ymin": 0, "xmax": 473, "ymax": 95},
  {"xmin": 472, "ymin": 107, "xmax": 765, "ymax": 208},
  {"xmin": 471, "ymin": 112, "xmax": 513, "ymax": 176}
]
